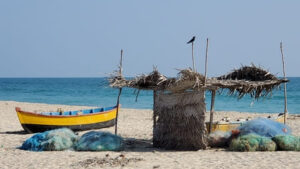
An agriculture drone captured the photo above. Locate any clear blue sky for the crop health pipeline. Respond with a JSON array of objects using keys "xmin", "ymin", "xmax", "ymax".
[{"xmin": 0, "ymin": 1, "xmax": 299, "ymax": 77}]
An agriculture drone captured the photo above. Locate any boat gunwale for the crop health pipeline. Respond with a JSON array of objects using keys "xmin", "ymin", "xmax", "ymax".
[
  {"xmin": 205, "ymin": 115, "xmax": 284, "ymax": 126},
  {"xmin": 15, "ymin": 105, "xmax": 118, "ymax": 118}
]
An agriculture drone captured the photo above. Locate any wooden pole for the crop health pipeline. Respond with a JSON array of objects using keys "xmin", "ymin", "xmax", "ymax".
[
  {"xmin": 115, "ymin": 49, "xmax": 123, "ymax": 135},
  {"xmin": 153, "ymin": 90, "xmax": 157, "ymax": 129},
  {"xmin": 204, "ymin": 38, "xmax": 209, "ymax": 85},
  {"xmin": 280, "ymin": 42, "xmax": 288, "ymax": 124},
  {"xmin": 115, "ymin": 88, "xmax": 122, "ymax": 135},
  {"xmin": 192, "ymin": 42, "xmax": 195, "ymax": 72},
  {"xmin": 209, "ymin": 90, "xmax": 216, "ymax": 133},
  {"xmin": 153, "ymin": 90, "xmax": 157, "ymax": 145}
]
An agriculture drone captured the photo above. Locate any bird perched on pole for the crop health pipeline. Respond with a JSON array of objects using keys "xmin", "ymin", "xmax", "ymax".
[
  {"xmin": 187, "ymin": 36, "xmax": 196, "ymax": 71},
  {"xmin": 187, "ymin": 36, "xmax": 196, "ymax": 44}
]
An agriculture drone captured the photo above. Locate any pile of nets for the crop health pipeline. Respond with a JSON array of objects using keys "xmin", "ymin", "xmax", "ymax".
[
  {"xmin": 229, "ymin": 118, "xmax": 297, "ymax": 151},
  {"xmin": 20, "ymin": 129, "xmax": 124, "ymax": 152},
  {"xmin": 272, "ymin": 135, "xmax": 300, "ymax": 151},
  {"xmin": 20, "ymin": 128, "xmax": 78, "ymax": 151},
  {"xmin": 229, "ymin": 134, "xmax": 276, "ymax": 151},
  {"xmin": 210, "ymin": 118, "xmax": 300, "ymax": 151},
  {"xmin": 75, "ymin": 131, "xmax": 124, "ymax": 151}
]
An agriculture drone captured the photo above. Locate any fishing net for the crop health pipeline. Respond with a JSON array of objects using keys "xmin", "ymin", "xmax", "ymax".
[
  {"xmin": 272, "ymin": 135, "xmax": 300, "ymax": 151},
  {"xmin": 20, "ymin": 128, "xmax": 78, "ymax": 151},
  {"xmin": 238, "ymin": 118, "xmax": 291, "ymax": 138},
  {"xmin": 229, "ymin": 134, "xmax": 276, "ymax": 151},
  {"xmin": 208, "ymin": 131, "xmax": 232, "ymax": 148},
  {"xmin": 75, "ymin": 131, "xmax": 124, "ymax": 151}
]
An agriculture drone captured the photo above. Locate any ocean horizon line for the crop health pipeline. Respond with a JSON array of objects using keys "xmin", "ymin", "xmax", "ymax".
[{"xmin": 0, "ymin": 76, "xmax": 299, "ymax": 78}]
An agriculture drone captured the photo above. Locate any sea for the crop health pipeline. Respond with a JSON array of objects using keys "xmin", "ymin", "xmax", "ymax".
[{"xmin": 0, "ymin": 77, "xmax": 299, "ymax": 114}]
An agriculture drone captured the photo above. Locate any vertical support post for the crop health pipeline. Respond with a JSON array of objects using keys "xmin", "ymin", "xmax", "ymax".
[
  {"xmin": 209, "ymin": 90, "xmax": 216, "ymax": 133},
  {"xmin": 119, "ymin": 50, "xmax": 123, "ymax": 75},
  {"xmin": 153, "ymin": 90, "xmax": 157, "ymax": 145},
  {"xmin": 115, "ymin": 88, "xmax": 122, "ymax": 135},
  {"xmin": 192, "ymin": 42, "xmax": 195, "ymax": 72},
  {"xmin": 204, "ymin": 38, "xmax": 209, "ymax": 85},
  {"xmin": 115, "ymin": 49, "xmax": 123, "ymax": 135},
  {"xmin": 280, "ymin": 42, "xmax": 288, "ymax": 124}
]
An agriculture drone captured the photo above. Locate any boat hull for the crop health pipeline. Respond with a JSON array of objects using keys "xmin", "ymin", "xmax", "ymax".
[
  {"xmin": 21, "ymin": 120, "xmax": 115, "ymax": 133},
  {"xmin": 206, "ymin": 122, "xmax": 241, "ymax": 133},
  {"xmin": 16, "ymin": 106, "xmax": 118, "ymax": 133},
  {"xmin": 206, "ymin": 114, "xmax": 285, "ymax": 133}
]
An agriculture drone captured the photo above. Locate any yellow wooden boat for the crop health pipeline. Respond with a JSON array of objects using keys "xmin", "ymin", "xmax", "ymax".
[
  {"xmin": 16, "ymin": 106, "xmax": 118, "ymax": 133},
  {"xmin": 206, "ymin": 113, "xmax": 285, "ymax": 133}
]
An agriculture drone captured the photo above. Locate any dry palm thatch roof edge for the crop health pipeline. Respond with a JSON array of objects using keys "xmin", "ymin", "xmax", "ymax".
[{"xmin": 109, "ymin": 65, "xmax": 288, "ymax": 99}]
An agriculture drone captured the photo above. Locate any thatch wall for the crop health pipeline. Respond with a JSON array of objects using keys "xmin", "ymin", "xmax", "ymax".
[{"xmin": 153, "ymin": 90, "xmax": 207, "ymax": 150}]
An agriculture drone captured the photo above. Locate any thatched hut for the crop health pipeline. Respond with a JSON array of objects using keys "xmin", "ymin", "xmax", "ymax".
[
  {"xmin": 153, "ymin": 90, "xmax": 207, "ymax": 150},
  {"xmin": 109, "ymin": 65, "xmax": 288, "ymax": 150}
]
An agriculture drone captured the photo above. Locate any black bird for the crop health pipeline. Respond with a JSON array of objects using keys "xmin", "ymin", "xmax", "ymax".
[{"xmin": 187, "ymin": 36, "xmax": 195, "ymax": 44}]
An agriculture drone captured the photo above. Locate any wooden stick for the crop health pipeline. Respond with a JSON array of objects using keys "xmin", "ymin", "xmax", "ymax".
[
  {"xmin": 115, "ymin": 88, "xmax": 122, "ymax": 135},
  {"xmin": 119, "ymin": 49, "xmax": 123, "ymax": 75},
  {"xmin": 204, "ymin": 38, "xmax": 209, "ymax": 85},
  {"xmin": 192, "ymin": 42, "xmax": 195, "ymax": 72},
  {"xmin": 115, "ymin": 49, "xmax": 123, "ymax": 135},
  {"xmin": 209, "ymin": 90, "xmax": 216, "ymax": 133},
  {"xmin": 280, "ymin": 42, "xmax": 288, "ymax": 124},
  {"xmin": 153, "ymin": 90, "xmax": 157, "ymax": 145},
  {"xmin": 135, "ymin": 89, "xmax": 140, "ymax": 102}
]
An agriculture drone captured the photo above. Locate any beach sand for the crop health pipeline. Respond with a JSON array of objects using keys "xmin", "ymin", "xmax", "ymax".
[{"xmin": 1, "ymin": 101, "xmax": 300, "ymax": 169}]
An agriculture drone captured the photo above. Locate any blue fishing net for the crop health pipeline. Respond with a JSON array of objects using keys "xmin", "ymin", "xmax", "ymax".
[
  {"xmin": 75, "ymin": 131, "xmax": 124, "ymax": 151},
  {"xmin": 20, "ymin": 128, "xmax": 78, "ymax": 151},
  {"xmin": 238, "ymin": 118, "xmax": 291, "ymax": 138}
]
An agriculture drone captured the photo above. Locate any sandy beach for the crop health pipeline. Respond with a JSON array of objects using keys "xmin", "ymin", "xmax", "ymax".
[{"xmin": 1, "ymin": 101, "xmax": 300, "ymax": 169}]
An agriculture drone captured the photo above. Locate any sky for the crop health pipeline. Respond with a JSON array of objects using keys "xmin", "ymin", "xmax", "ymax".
[{"xmin": 0, "ymin": 0, "xmax": 299, "ymax": 77}]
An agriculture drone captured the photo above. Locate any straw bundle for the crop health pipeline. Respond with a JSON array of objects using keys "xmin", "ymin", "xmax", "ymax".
[{"xmin": 218, "ymin": 65, "xmax": 278, "ymax": 81}]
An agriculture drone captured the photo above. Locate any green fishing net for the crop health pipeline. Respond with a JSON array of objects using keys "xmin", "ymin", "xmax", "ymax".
[
  {"xmin": 229, "ymin": 134, "xmax": 276, "ymax": 151},
  {"xmin": 272, "ymin": 135, "xmax": 300, "ymax": 151},
  {"xmin": 75, "ymin": 131, "xmax": 124, "ymax": 151},
  {"xmin": 20, "ymin": 128, "xmax": 78, "ymax": 151}
]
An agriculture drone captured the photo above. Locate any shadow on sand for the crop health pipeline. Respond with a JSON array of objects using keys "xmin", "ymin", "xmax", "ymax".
[
  {"xmin": 123, "ymin": 138, "xmax": 155, "ymax": 152},
  {"xmin": 0, "ymin": 130, "xmax": 28, "ymax": 135},
  {"xmin": 123, "ymin": 138, "xmax": 178, "ymax": 152}
]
